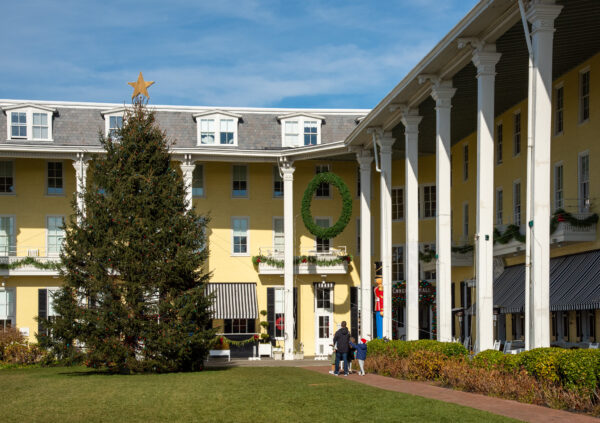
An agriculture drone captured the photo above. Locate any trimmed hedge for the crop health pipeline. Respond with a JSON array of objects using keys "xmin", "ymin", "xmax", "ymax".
[{"xmin": 367, "ymin": 339, "xmax": 468, "ymax": 359}]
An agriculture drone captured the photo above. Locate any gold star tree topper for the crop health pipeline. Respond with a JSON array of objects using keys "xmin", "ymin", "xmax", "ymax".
[{"xmin": 128, "ymin": 72, "xmax": 155, "ymax": 99}]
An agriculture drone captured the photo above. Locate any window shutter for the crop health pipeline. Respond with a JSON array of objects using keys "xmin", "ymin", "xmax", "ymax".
[
  {"xmin": 293, "ymin": 288, "xmax": 298, "ymax": 340},
  {"xmin": 248, "ymin": 318, "xmax": 256, "ymax": 333},
  {"xmin": 38, "ymin": 289, "xmax": 47, "ymax": 336},
  {"xmin": 451, "ymin": 282, "xmax": 456, "ymax": 309},
  {"xmin": 460, "ymin": 282, "xmax": 465, "ymax": 309},
  {"xmin": 350, "ymin": 287, "xmax": 358, "ymax": 340},
  {"xmin": 224, "ymin": 319, "xmax": 232, "ymax": 334},
  {"xmin": 466, "ymin": 284, "xmax": 472, "ymax": 308},
  {"xmin": 267, "ymin": 288, "xmax": 274, "ymax": 339}
]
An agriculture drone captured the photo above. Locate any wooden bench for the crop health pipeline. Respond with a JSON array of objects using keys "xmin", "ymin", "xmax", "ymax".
[{"xmin": 208, "ymin": 349, "xmax": 231, "ymax": 361}]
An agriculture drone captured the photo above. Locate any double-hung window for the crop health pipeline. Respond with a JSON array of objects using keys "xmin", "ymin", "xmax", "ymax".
[
  {"xmin": 273, "ymin": 166, "xmax": 283, "ymax": 198},
  {"xmin": 224, "ymin": 318, "xmax": 255, "ymax": 334},
  {"xmin": 513, "ymin": 181, "xmax": 521, "ymax": 226},
  {"xmin": 555, "ymin": 85, "xmax": 564, "ymax": 135},
  {"xmin": 101, "ymin": 108, "xmax": 126, "ymax": 138},
  {"xmin": 4, "ymin": 104, "xmax": 55, "ymax": 141},
  {"xmin": 274, "ymin": 287, "xmax": 284, "ymax": 338},
  {"xmin": 392, "ymin": 188, "xmax": 404, "ymax": 220},
  {"xmin": 232, "ymin": 165, "xmax": 248, "ymax": 197},
  {"xmin": 273, "ymin": 217, "xmax": 284, "ymax": 253},
  {"xmin": 0, "ymin": 216, "xmax": 15, "ymax": 256},
  {"xmin": 392, "ymin": 245, "xmax": 404, "ymax": 282},
  {"xmin": 194, "ymin": 111, "xmax": 241, "ymax": 146},
  {"xmin": 496, "ymin": 188, "xmax": 503, "ymax": 225},
  {"xmin": 108, "ymin": 116, "xmax": 123, "ymax": 138},
  {"xmin": 315, "ymin": 218, "xmax": 330, "ymax": 253},
  {"xmin": 47, "ymin": 216, "xmax": 65, "ymax": 256},
  {"xmin": 47, "ymin": 161, "xmax": 64, "ymax": 195},
  {"xmin": 422, "ymin": 185, "xmax": 436, "ymax": 218},
  {"xmin": 0, "ymin": 161, "xmax": 15, "ymax": 194},
  {"xmin": 232, "ymin": 217, "xmax": 249, "ymax": 255},
  {"xmin": 0, "ymin": 287, "xmax": 16, "ymax": 330},
  {"xmin": 496, "ymin": 123, "xmax": 503, "ymax": 164},
  {"xmin": 579, "ymin": 152, "xmax": 590, "ymax": 212},
  {"xmin": 514, "ymin": 112, "xmax": 521, "ymax": 156},
  {"xmin": 580, "ymin": 69, "xmax": 590, "ymax": 123},
  {"xmin": 192, "ymin": 165, "xmax": 204, "ymax": 197},
  {"xmin": 279, "ymin": 114, "xmax": 323, "ymax": 147},
  {"xmin": 315, "ymin": 165, "xmax": 330, "ymax": 198},
  {"xmin": 554, "ymin": 163, "xmax": 564, "ymax": 210}
]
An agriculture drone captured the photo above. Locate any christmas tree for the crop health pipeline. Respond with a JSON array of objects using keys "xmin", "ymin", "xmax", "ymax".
[{"xmin": 38, "ymin": 97, "xmax": 214, "ymax": 372}]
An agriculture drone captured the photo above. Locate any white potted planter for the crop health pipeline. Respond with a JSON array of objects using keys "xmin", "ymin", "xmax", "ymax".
[
  {"xmin": 273, "ymin": 348, "xmax": 283, "ymax": 360},
  {"xmin": 258, "ymin": 343, "xmax": 272, "ymax": 358},
  {"xmin": 293, "ymin": 352, "xmax": 304, "ymax": 360}
]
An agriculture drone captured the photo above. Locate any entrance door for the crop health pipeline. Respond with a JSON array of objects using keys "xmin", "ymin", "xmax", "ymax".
[{"xmin": 314, "ymin": 286, "xmax": 333, "ymax": 357}]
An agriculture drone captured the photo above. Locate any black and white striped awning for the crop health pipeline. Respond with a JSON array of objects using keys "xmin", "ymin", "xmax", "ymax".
[
  {"xmin": 494, "ymin": 250, "xmax": 600, "ymax": 313},
  {"xmin": 205, "ymin": 283, "xmax": 258, "ymax": 319}
]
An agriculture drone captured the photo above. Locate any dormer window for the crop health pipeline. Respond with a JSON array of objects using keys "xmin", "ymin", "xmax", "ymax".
[
  {"xmin": 278, "ymin": 113, "xmax": 324, "ymax": 147},
  {"xmin": 101, "ymin": 107, "xmax": 126, "ymax": 139},
  {"xmin": 3, "ymin": 104, "xmax": 56, "ymax": 141},
  {"xmin": 193, "ymin": 111, "xmax": 241, "ymax": 146}
]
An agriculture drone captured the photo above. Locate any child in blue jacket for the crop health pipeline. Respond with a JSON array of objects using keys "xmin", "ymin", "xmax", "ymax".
[{"xmin": 350, "ymin": 338, "xmax": 368, "ymax": 376}]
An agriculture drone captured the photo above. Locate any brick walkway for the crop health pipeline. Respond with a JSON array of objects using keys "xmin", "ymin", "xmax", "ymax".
[{"xmin": 306, "ymin": 366, "xmax": 599, "ymax": 423}]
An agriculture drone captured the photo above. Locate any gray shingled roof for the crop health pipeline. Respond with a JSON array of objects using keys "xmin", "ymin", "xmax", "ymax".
[{"xmin": 0, "ymin": 102, "xmax": 366, "ymax": 150}]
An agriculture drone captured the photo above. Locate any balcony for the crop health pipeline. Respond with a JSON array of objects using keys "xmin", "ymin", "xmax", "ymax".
[
  {"xmin": 550, "ymin": 212, "xmax": 597, "ymax": 246},
  {"xmin": 493, "ymin": 224, "xmax": 526, "ymax": 257},
  {"xmin": 254, "ymin": 246, "xmax": 350, "ymax": 275},
  {"xmin": 419, "ymin": 243, "xmax": 474, "ymax": 272},
  {"xmin": 0, "ymin": 247, "xmax": 61, "ymax": 276}
]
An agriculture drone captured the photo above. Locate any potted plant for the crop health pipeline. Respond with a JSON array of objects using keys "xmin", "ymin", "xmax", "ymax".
[
  {"xmin": 258, "ymin": 310, "xmax": 273, "ymax": 358},
  {"xmin": 272, "ymin": 348, "xmax": 283, "ymax": 360},
  {"xmin": 293, "ymin": 342, "xmax": 304, "ymax": 360}
]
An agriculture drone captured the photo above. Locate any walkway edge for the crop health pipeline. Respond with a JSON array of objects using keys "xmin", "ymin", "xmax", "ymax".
[{"xmin": 303, "ymin": 366, "xmax": 599, "ymax": 423}]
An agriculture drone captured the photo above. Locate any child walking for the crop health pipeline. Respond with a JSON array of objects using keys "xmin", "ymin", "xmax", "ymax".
[{"xmin": 350, "ymin": 338, "xmax": 368, "ymax": 376}]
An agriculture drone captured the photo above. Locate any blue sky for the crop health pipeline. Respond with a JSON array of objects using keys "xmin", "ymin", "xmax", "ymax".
[{"xmin": 1, "ymin": 0, "xmax": 478, "ymax": 109}]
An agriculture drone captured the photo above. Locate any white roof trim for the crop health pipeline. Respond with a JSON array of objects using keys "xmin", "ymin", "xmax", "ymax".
[
  {"xmin": 100, "ymin": 106, "xmax": 129, "ymax": 116},
  {"xmin": 2, "ymin": 103, "xmax": 57, "ymax": 113},
  {"xmin": 277, "ymin": 112, "xmax": 326, "ymax": 122},
  {"xmin": 192, "ymin": 110, "xmax": 243, "ymax": 120}
]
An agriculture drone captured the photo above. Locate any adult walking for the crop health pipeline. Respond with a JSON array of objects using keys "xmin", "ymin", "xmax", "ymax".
[{"xmin": 333, "ymin": 321, "xmax": 351, "ymax": 376}]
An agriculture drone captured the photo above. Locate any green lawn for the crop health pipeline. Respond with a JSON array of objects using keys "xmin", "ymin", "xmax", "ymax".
[{"xmin": 0, "ymin": 366, "xmax": 519, "ymax": 422}]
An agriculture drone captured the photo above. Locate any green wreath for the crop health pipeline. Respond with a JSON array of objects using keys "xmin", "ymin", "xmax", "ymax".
[{"xmin": 301, "ymin": 172, "xmax": 352, "ymax": 240}]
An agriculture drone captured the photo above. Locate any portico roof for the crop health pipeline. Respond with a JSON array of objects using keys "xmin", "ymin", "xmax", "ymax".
[{"xmin": 346, "ymin": 0, "xmax": 600, "ymax": 158}]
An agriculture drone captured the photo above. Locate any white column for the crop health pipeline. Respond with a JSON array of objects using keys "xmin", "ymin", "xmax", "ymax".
[
  {"xmin": 431, "ymin": 81, "xmax": 456, "ymax": 342},
  {"xmin": 357, "ymin": 150, "xmax": 373, "ymax": 340},
  {"xmin": 72, "ymin": 154, "xmax": 89, "ymax": 218},
  {"xmin": 401, "ymin": 111, "xmax": 422, "ymax": 341},
  {"xmin": 281, "ymin": 163, "xmax": 295, "ymax": 360},
  {"xmin": 379, "ymin": 133, "xmax": 395, "ymax": 339},
  {"xmin": 472, "ymin": 44, "xmax": 501, "ymax": 353},
  {"xmin": 179, "ymin": 155, "xmax": 195, "ymax": 211},
  {"xmin": 527, "ymin": 1, "xmax": 562, "ymax": 349}
]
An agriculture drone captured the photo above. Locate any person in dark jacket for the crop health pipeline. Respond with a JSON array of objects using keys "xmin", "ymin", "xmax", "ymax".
[
  {"xmin": 332, "ymin": 321, "xmax": 351, "ymax": 376},
  {"xmin": 350, "ymin": 338, "xmax": 368, "ymax": 376}
]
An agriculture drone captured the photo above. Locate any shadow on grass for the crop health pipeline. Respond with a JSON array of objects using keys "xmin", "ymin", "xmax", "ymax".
[{"xmin": 59, "ymin": 365, "xmax": 235, "ymax": 377}]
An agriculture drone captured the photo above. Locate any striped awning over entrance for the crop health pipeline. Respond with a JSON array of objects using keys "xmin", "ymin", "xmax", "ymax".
[
  {"xmin": 494, "ymin": 250, "xmax": 600, "ymax": 313},
  {"xmin": 205, "ymin": 283, "xmax": 258, "ymax": 319}
]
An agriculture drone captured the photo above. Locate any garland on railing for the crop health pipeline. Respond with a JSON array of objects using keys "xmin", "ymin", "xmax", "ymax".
[
  {"xmin": 252, "ymin": 254, "xmax": 352, "ymax": 268},
  {"xmin": 0, "ymin": 256, "xmax": 61, "ymax": 271},
  {"xmin": 493, "ymin": 224, "xmax": 525, "ymax": 244},
  {"xmin": 212, "ymin": 334, "xmax": 260, "ymax": 349}
]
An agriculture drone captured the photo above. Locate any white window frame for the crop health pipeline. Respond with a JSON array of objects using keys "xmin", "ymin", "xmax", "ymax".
[
  {"xmin": 554, "ymin": 162, "xmax": 564, "ymax": 211},
  {"xmin": 192, "ymin": 164, "xmax": 205, "ymax": 198},
  {"xmin": 513, "ymin": 180, "xmax": 522, "ymax": 226},
  {"xmin": 315, "ymin": 164, "xmax": 331, "ymax": 198},
  {"xmin": 101, "ymin": 107, "xmax": 127, "ymax": 138},
  {"xmin": 232, "ymin": 164, "xmax": 248, "ymax": 198},
  {"xmin": 392, "ymin": 244, "xmax": 404, "ymax": 283},
  {"xmin": 0, "ymin": 160, "xmax": 16, "ymax": 195},
  {"xmin": 273, "ymin": 217, "xmax": 284, "ymax": 254},
  {"xmin": 278, "ymin": 113, "xmax": 324, "ymax": 147},
  {"xmin": 193, "ymin": 111, "xmax": 241, "ymax": 147},
  {"xmin": 0, "ymin": 215, "xmax": 16, "ymax": 257},
  {"xmin": 274, "ymin": 287, "xmax": 285, "ymax": 340},
  {"xmin": 315, "ymin": 216, "xmax": 331, "ymax": 253},
  {"xmin": 579, "ymin": 67, "xmax": 590, "ymax": 124},
  {"xmin": 420, "ymin": 184, "xmax": 436, "ymax": 220},
  {"xmin": 46, "ymin": 161, "xmax": 64, "ymax": 196},
  {"xmin": 46, "ymin": 215, "xmax": 65, "ymax": 257},
  {"xmin": 273, "ymin": 166, "xmax": 283, "ymax": 198},
  {"xmin": 496, "ymin": 187, "xmax": 503, "ymax": 226},
  {"xmin": 45, "ymin": 287, "xmax": 61, "ymax": 319},
  {"xmin": 513, "ymin": 110, "xmax": 521, "ymax": 157},
  {"xmin": 392, "ymin": 186, "xmax": 404, "ymax": 221},
  {"xmin": 554, "ymin": 82, "xmax": 564, "ymax": 136},
  {"xmin": 231, "ymin": 216, "xmax": 249, "ymax": 256},
  {"xmin": 579, "ymin": 151, "xmax": 590, "ymax": 213},
  {"xmin": 3, "ymin": 104, "xmax": 55, "ymax": 142},
  {"xmin": 0, "ymin": 287, "xmax": 16, "ymax": 327}
]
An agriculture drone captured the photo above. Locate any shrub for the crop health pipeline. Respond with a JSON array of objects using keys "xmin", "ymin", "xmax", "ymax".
[
  {"xmin": 472, "ymin": 349, "xmax": 505, "ymax": 370},
  {"xmin": 3, "ymin": 343, "xmax": 46, "ymax": 365},
  {"xmin": 556, "ymin": 349, "xmax": 600, "ymax": 395},
  {"xmin": 0, "ymin": 328, "xmax": 26, "ymax": 361},
  {"xmin": 366, "ymin": 339, "xmax": 468, "ymax": 359},
  {"xmin": 407, "ymin": 350, "xmax": 446, "ymax": 380},
  {"xmin": 518, "ymin": 348, "xmax": 562, "ymax": 384}
]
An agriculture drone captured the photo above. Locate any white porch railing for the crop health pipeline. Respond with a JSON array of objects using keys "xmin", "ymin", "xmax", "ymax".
[
  {"xmin": 0, "ymin": 246, "xmax": 62, "ymax": 275},
  {"xmin": 256, "ymin": 246, "xmax": 349, "ymax": 275}
]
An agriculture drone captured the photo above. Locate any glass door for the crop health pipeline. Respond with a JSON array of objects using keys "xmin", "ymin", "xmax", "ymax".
[{"xmin": 314, "ymin": 286, "xmax": 333, "ymax": 356}]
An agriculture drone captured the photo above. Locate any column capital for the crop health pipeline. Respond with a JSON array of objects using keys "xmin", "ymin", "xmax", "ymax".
[
  {"xmin": 431, "ymin": 80, "xmax": 456, "ymax": 109},
  {"xmin": 526, "ymin": 1, "xmax": 562, "ymax": 35},
  {"xmin": 281, "ymin": 164, "xmax": 295, "ymax": 181},
  {"xmin": 400, "ymin": 111, "xmax": 423, "ymax": 135},
  {"xmin": 180, "ymin": 163, "xmax": 195, "ymax": 177},
  {"xmin": 377, "ymin": 132, "xmax": 395, "ymax": 154},
  {"xmin": 472, "ymin": 46, "xmax": 501, "ymax": 78},
  {"xmin": 356, "ymin": 149, "xmax": 373, "ymax": 169}
]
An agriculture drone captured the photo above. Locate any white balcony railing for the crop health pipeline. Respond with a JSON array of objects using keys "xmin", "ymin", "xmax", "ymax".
[
  {"xmin": 255, "ymin": 246, "xmax": 349, "ymax": 275},
  {"xmin": 0, "ymin": 246, "xmax": 62, "ymax": 275},
  {"xmin": 551, "ymin": 212, "xmax": 597, "ymax": 245}
]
